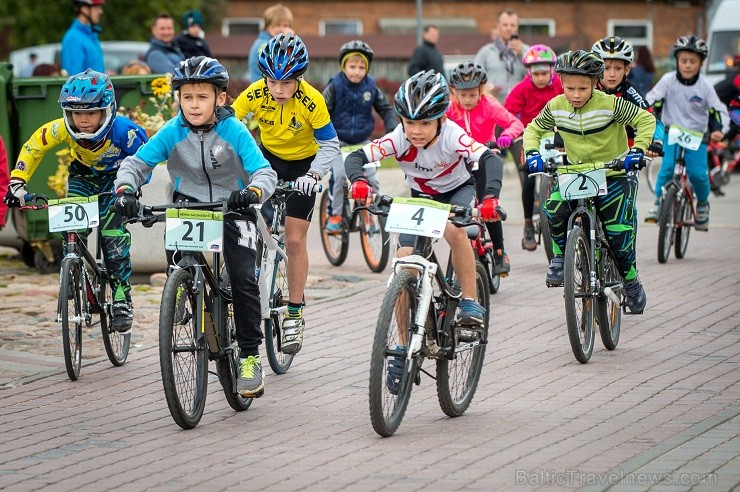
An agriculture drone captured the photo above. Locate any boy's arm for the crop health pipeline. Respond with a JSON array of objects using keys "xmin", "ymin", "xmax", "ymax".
[
  {"xmin": 523, "ymin": 104, "xmax": 555, "ymax": 153},
  {"xmin": 478, "ymin": 150, "xmax": 504, "ymax": 198},
  {"xmin": 309, "ymin": 122, "xmax": 340, "ymax": 178},
  {"xmin": 232, "ymin": 123, "xmax": 277, "ymax": 202},
  {"xmin": 10, "ymin": 119, "xmax": 66, "ymax": 183},
  {"xmin": 645, "ymin": 73, "xmax": 669, "ymax": 107},
  {"xmin": 345, "ymin": 149, "xmax": 371, "ymax": 184},
  {"xmin": 613, "ymin": 98, "xmax": 656, "ymax": 151},
  {"xmin": 705, "ymin": 84, "xmax": 730, "ymax": 134},
  {"xmin": 372, "ymin": 89, "xmax": 400, "ymax": 133},
  {"xmin": 232, "ymin": 88, "xmax": 255, "ymax": 122}
]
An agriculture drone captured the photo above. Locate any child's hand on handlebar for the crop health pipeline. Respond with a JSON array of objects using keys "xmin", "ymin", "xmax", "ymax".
[
  {"xmin": 4, "ymin": 178, "xmax": 28, "ymax": 208},
  {"xmin": 114, "ymin": 188, "xmax": 140, "ymax": 218},
  {"xmin": 350, "ymin": 179, "xmax": 373, "ymax": 203},
  {"xmin": 478, "ymin": 196, "xmax": 500, "ymax": 222}
]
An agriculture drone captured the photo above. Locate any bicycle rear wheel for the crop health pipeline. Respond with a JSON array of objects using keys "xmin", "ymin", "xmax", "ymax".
[
  {"xmin": 657, "ymin": 187, "xmax": 677, "ymax": 264},
  {"xmin": 674, "ymin": 193, "xmax": 691, "ymax": 259},
  {"xmin": 98, "ymin": 270, "xmax": 130, "ymax": 366},
  {"xmin": 60, "ymin": 257, "xmax": 82, "ymax": 381},
  {"xmin": 359, "ymin": 209, "xmax": 390, "ymax": 273},
  {"xmin": 264, "ymin": 244, "xmax": 294, "ymax": 374},
  {"xmin": 369, "ymin": 271, "xmax": 418, "ymax": 437},
  {"xmin": 539, "ymin": 176, "xmax": 556, "ymax": 262},
  {"xmin": 159, "ymin": 268, "xmax": 208, "ymax": 429},
  {"xmin": 564, "ymin": 226, "xmax": 595, "ymax": 363},
  {"xmin": 436, "ymin": 262, "xmax": 490, "ymax": 417},
  {"xmin": 482, "ymin": 247, "xmax": 500, "ymax": 294},
  {"xmin": 319, "ymin": 190, "xmax": 350, "ymax": 266},
  {"xmin": 645, "ymin": 158, "xmax": 660, "ymax": 196},
  {"xmin": 596, "ymin": 251, "xmax": 621, "ymax": 351},
  {"xmin": 215, "ymin": 293, "xmax": 252, "ymax": 412}
]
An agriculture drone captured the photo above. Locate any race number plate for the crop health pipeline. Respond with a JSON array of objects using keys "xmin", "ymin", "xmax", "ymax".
[
  {"xmin": 165, "ymin": 209, "xmax": 223, "ymax": 252},
  {"xmin": 384, "ymin": 197, "xmax": 451, "ymax": 238},
  {"xmin": 48, "ymin": 195, "xmax": 100, "ymax": 232},
  {"xmin": 667, "ymin": 125, "xmax": 703, "ymax": 151},
  {"xmin": 557, "ymin": 169, "xmax": 608, "ymax": 200}
]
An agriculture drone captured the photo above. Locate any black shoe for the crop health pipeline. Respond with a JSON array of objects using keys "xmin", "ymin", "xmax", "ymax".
[
  {"xmin": 522, "ymin": 225, "xmax": 537, "ymax": 251},
  {"xmin": 492, "ymin": 249, "xmax": 511, "ymax": 276},
  {"xmin": 624, "ymin": 280, "xmax": 646, "ymax": 314},
  {"xmin": 111, "ymin": 302, "xmax": 133, "ymax": 333},
  {"xmin": 546, "ymin": 257, "xmax": 564, "ymax": 287}
]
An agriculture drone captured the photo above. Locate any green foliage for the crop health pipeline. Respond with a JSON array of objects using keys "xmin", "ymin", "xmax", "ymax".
[{"xmin": 0, "ymin": 0, "xmax": 225, "ymax": 51}]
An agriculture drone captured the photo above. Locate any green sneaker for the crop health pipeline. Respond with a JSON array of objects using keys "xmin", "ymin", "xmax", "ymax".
[{"xmin": 237, "ymin": 355, "xmax": 264, "ymax": 397}]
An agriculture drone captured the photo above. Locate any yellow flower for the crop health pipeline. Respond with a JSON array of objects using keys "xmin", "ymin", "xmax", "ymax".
[
  {"xmin": 117, "ymin": 74, "xmax": 176, "ymax": 137},
  {"xmin": 151, "ymin": 76, "xmax": 171, "ymax": 97}
]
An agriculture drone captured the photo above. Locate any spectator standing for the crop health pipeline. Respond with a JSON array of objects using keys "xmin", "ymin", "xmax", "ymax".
[
  {"xmin": 61, "ymin": 0, "xmax": 105, "ymax": 75},
  {"xmin": 176, "ymin": 9, "xmax": 213, "ymax": 59},
  {"xmin": 408, "ymin": 25, "xmax": 444, "ymax": 76},
  {"xmin": 474, "ymin": 8, "xmax": 528, "ymax": 102},
  {"xmin": 145, "ymin": 14, "xmax": 185, "ymax": 74},
  {"xmin": 247, "ymin": 4, "xmax": 293, "ymax": 84},
  {"xmin": 20, "ymin": 53, "xmax": 38, "ymax": 78},
  {"xmin": 628, "ymin": 45, "xmax": 656, "ymax": 95}
]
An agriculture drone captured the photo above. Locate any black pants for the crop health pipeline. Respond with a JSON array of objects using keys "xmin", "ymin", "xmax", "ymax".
[
  {"xmin": 170, "ymin": 192, "xmax": 262, "ymax": 356},
  {"xmin": 472, "ymin": 164, "xmax": 505, "ymax": 251}
]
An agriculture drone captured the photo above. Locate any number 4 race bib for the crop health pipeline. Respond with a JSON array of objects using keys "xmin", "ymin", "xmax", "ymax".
[
  {"xmin": 165, "ymin": 209, "xmax": 223, "ymax": 252},
  {"xmin": 384, "ymin": 197, "xmax": 451, "ymax": 238}
]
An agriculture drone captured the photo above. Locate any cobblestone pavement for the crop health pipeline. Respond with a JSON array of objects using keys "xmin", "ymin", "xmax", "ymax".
[{"xmin": 0, "ymin": 168, "xmax": 738, "ymax": 490}]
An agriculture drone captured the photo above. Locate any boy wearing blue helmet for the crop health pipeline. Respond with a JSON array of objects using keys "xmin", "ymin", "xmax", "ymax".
[
  {"xmin": 4, "ymin": 69, "xmax": 148, "ymax": 333},
  {"xmin": 114, "ymin": 56, "xmax": 277, "ymax": 397},
  {"xmin": 233, "ymin": 33, "xmax": 340, "ymax": 357}
]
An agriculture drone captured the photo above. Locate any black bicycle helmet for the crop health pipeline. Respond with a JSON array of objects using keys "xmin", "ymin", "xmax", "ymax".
[
  {"xmin": 339, "ymin": 40, "xmax": 374, "ymax": 66},
  {"xmin": 673, "ymin": 35, "xmax": 708, "ymax": 60},
  {"xmin": 394, "ymin": 70, "xmax": 450, "ymax": 121},
  {"xmin": 448, "ymin": 61, "xmax": 488, "ymax": 90},
  {"xmin": 555, "ymin": 50, "xmax": 605, "ymax": 77},
  {"xmin": 591, "ymin": 36, "xmax": 634, "ymax": 63},
  {"xmin": 172, "ymin": 56, "xmax": 229, "ymax": 92}
]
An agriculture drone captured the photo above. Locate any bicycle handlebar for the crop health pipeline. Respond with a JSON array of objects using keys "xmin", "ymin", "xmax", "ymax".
[
  {"xmin": 358, "ymin": 194, "xmax": 507, "ymax": 225},
  {"xmin": 17, "ymin": 191, "xmax": 114, "ymax": 211}
]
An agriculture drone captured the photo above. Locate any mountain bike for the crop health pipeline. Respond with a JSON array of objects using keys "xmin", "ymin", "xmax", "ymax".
[
  {"xmin": 656, "ymin": 126, "xmax": 707, "ymax": 264},
  {"xmin": 319, "ymin": 159, "xmax": 390, "ymax": 273},
  {"xmin": 535, "ymin": 155, "xmax": 645, "ymax": 363},
  {"xmin": 364, "ymin": 195, "xmax": 491, "ymax": 437},
  {"xmin": 707, "ymin": 137, "xmax": 739, "ymax": 197},
  {"xmin": 467, "ymin": 205, "xmax": 508, "ymax": 295},
  {"xmin": 19, "ymin": 193, "xmax": 130, "ymax": 381}
]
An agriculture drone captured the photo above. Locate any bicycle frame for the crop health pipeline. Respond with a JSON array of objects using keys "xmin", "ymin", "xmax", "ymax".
[
  {"xmin": 57, "ymin": 231, "xmax": 106, "ymax": 325},
  {"xmin": 661, "ymin": 145, "xmax": 696, "ymax": 229},
  {"xmin": 254, "ymin": 203, "xmax": 288, "ymax": 321}
]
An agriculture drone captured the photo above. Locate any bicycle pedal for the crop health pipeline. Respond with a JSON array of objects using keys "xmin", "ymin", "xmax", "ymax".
[{"xmin": 545, "ymin": 280, "xmax": 563, "ymax": 288}]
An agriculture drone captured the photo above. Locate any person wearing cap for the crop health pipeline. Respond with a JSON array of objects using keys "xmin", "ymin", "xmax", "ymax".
[
  {"xmin": 61, "ymin": 0, "xmax": 105, "ymax": 75},
  {"xmin": 176, "ymin": 9, "xmax": 213, "ymax": 59}
]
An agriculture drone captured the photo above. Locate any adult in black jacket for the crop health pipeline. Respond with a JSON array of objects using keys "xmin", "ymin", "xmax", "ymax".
[
  {"xmin": 176, "ymin": 10, "xmax": 213, "ymax": 59},
  {"xmin": 408, "ymin": 25, "xmax": 444, "ymax": 77}
]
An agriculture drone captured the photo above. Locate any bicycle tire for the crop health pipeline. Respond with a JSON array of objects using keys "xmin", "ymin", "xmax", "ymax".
[
  {"xmin": 319, "ymin": 190, "xmax": 350, "ymax": 266},
  {"xmin": 564, "ymin": 226, "xmax": 595, "ymax": 364},
  {"xmin": 674, "ymin": 192, "xmax": 691, "ymax": 259},
  {"xmin": 596, "ymin": 251, "xmax": 621, "ymax": 351},
  {"xmin": 159, "ymin": 268, "xmax": 208, "ymax": 429},
  {"xmin": 645, "ymin": 157, "xmax": 660, "ymax": 196},
  {"xmin": 657, "ymin": 187, "xmax": 677, "ymax": 264},
  {"xmin": 369, "ymin": 271, "xmax": 418, "ymax": 437},
  {"xmin": 99, "ymin": 270, "xmax": 130, "ymax": 367},
  {"xmin": 538, "ymin": 176, "xmax": 555, "ymax": 262},
  {"xmin": 264, "ymin": 240, "xmax": 294, "ymax": 374},
  {"xmin": 215, "ymin": 293, "xmax": 252, "ymax": 412},
  {"xmin": 60, "ymin": 257, "xmax": 82, "ymax": 381},
  {"xmin": 484, "ymin": 248, "xmax": 500, "ymax": 295},
  {"xmin": 359, "ymin": 209, "xmax": 390, "ymax": 273},
  {"xmin": 436, "ymin": 262, "xmax": 490, "ymax": 417}
]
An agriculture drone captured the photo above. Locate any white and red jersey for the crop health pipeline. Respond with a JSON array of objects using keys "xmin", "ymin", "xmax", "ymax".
[{"xmin": 361, "ymin": 120, "xmax": 487, "ymax": 195}]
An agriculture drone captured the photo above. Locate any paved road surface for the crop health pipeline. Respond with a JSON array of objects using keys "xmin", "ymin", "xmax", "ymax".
[{"xmin": 0, "ymin": 165, "xmax": 738, "ymax": 490}]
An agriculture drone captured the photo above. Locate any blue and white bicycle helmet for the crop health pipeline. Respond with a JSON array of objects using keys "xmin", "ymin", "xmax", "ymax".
[
  {"xmin": 59, "ymin": 69, "xmax": 116, "ymax": 144},
  {"xmin": 258, "ymin": 33, "xmax": 309, "ymax": 80},
  {"xmin": 394, "ymin": 70, "xmax": 450, "ymax": 121},
  {"xmin": 172, "ymin": 56, "xmax": 229, "ymax": 92}
]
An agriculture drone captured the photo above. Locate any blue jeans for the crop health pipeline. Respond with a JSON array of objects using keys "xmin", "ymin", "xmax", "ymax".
[{"xmin": 654, "ymin": 142, "xmax": 710, "ymax": 202}]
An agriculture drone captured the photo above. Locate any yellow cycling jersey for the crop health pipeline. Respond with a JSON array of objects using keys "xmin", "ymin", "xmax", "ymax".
[{"xmin": 232, "ymin": 79, "xmax": 332, "ymax": 161}]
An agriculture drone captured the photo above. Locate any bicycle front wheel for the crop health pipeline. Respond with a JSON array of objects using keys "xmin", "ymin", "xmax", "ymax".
[
  {"xmin": 99, "ymin": 271, "xmax": 130, "ymax": 366},
  {"xmin": 359, "ymin": 209, "xmax": 390, "ymax": 273},
  {"xmin": 159, "ymin": 268, "xmax": 208, "ymax": 429},
  {"xmin": 674, "ymin": 192, "xmax": 691, "ymax": 259},
  {"xmin": 60, "ymin": 258, "xmax": 83, "ymax": 381},
  {"xmin": 264, "ymin": 245, "xmax": 294, "ymax": 374},
  {"xmin": 319, "ymin": 190, "xmax": 350, "ymax": 266},
  {"xmin": 596, "ymin": 252, "xmax": 621, "ymax": 351},
  {"xmin": 369, "ymin": 271, "xmax": 418, "ymax": 437},
  {"xmin": 215, "ymin": 294, "xmax": 252, "ymax": 412},
  {"xmin": 539, "ymin": 176, "xmax": 556, "ymax": 262},
  {"xmin": 657, "ymin": 187, "xmax": 677, "ymax": 264},
  {"xmin": 564, "ymin": 226, "xmax": 595, "ymax": 363},
  {"xmin": 436, "ymin": 262, "xmax": 490, "ymax": 417}
]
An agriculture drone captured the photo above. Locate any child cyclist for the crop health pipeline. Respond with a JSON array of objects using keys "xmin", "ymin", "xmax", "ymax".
[
  {"xmin": 114, "ymin": 57, "xmax": 277, "ymax": 398},
  {"xmin": 446, "ymin": 61, "xmax": 523, "ymax": 275},
  {"xmin": 4, "ymin": 69, "xmax": 147, "ymax": 333},
  {"xmin": 346, "ymin": 70, "xmax": 503, "ymax": 326},
  {"xmin": 323, "ymin": 40, "xmax": 399, "ymax": 232},
  {"xmin": 523, "ymin": 50, "xmax": 656, "ymax": 314},
  {"xmin": 505, "ymin": 44, "xmax": 562, "ymax": 252},
  {"xmin": 644, "ymin": 35, "xmax": 729, "ymax": 230},
  {"xmin": 232, "ymin": 34, "xmax": 340, "ymax": 355},
  {"xmin": 591, "ymin": 36, "xmax": 665, "ymax": 157}
]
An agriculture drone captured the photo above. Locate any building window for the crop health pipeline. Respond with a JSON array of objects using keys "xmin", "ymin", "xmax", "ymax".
[
  {"xmin": 607, "ymin": 20, "xmax": 653, "ymax": 49},
  {"xmin": 518, "ymin": 19, "xmax": 556, "ymax": 37},
  {"xmin": 319, "ymin": 19, "xmax": 362, "ymax": 36},
  {"xmin": 222, "ymin": 18, "xmax": 262, "ymax": 37}
]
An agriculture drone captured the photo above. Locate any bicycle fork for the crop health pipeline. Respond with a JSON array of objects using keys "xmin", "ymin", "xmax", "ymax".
[{"xmin": 389, "ymin": 255, "xmax": 437, "ymax": 360}]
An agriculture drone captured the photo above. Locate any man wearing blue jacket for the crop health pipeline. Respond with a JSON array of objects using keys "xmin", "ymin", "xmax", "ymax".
[{"xmin": 61, "ymin": 0, "xmax": 105, "ymax": 75}]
